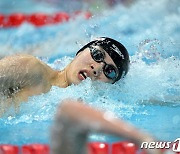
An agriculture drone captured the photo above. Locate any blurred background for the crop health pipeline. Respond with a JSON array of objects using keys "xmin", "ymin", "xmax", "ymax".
[{"xmin": 0, "ymin": 0, "xmax": 179, "ymax": 59}]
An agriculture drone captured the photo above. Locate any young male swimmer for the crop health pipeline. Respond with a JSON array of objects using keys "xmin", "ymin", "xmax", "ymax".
[
  {"xmin": 0, "ymin": 37, "xmax": 162, "ymax": 154},
  {"xmin": 51, "ymin": 100, "xmax": 162, "ymax": 154},
  {"xmin": 0, "ymin": 37, "xmax": 129, "ymax": 115}
]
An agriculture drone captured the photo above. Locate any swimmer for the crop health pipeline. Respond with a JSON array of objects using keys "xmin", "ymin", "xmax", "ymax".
[
  {"xmin": 0, "ymin": 37, "xmax": 129, "ymax": 116},
  {"xmin": 51, "ymin": 100, "xmax": 162, "ymax": 154}
]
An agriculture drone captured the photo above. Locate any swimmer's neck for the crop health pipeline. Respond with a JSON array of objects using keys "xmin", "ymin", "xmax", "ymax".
[{"xmin": 51, "ymin": 69, "xmax": 69, "ymax": 88}]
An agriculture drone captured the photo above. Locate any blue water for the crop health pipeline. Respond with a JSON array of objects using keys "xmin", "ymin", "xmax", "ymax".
[{"xmin": 0, "ymin": 0, "xmax": 180, "ymax": 145}]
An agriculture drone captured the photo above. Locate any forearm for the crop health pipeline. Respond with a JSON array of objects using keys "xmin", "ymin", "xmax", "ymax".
[{"xmin": 51, "ymin": 100, "xmax": 161, "ymax": 154}]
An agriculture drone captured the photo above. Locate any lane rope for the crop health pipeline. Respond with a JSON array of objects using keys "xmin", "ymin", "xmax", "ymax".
[
  {"xmin": 0, "ymin": 11, "xmax": 92, "ymax": 28},
  {"xmin": 0, "ymin": 141, "xmax": 178, "ymax": 154}
]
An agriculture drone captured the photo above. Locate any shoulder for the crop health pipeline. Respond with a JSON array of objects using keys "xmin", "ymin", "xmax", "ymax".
[
  {"xmin": 0, "ymin": 54, "xmax": 38, "ymax": 64},
  {"xmin": 0, "ymin": 53, "xmax": 55, "ymax": 77},
  {"xmin": 0, "ymin": 54, "xmax": 50, "ymax": 74},
  {"xmin": 4, "ymin": 54, "xmax": 46, "ymax": 66}
]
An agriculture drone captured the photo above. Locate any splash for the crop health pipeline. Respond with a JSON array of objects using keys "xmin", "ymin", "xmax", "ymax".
[{"xmin": 0, "ymin": 0, "xmax": 179, "ymax": 144}]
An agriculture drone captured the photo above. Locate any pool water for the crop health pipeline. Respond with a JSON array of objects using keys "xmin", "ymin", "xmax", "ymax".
[{"xmin": 0, "ymin": 0, "xmax": 180, "ymax": 145}]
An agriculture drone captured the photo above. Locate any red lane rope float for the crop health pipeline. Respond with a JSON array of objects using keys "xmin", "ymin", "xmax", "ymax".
[
  {"xmin": 27, "ymin": 13, "xmax": 51, "ymax": 27},
  {"xmin": 0, "ymin": 14, "xmax": 5, "ymax": 26},
  {"xmin": 88, "ymin": 142, "xmax": 109, "ymax": 154},
  {"xmin": 0, "ymin": 144, "xmax": 19, "ymax": 154},
  {"xmin": 0, "ymin": 11, "xmax": 92, "ymax": 28},
  {"xmin": 22, "ymin": 144, "xmax": 49, "ymax": 154},
  {"xmin": 8, "ymin": 13, "xmax": 26, "ymax": 27},
  {"xmin": 52, "ymin": 12, "xmax": 70, "ymax": 24},
  {"xmin": 112, "ymin": 142, "xmax": 138, "ymax": 154}
]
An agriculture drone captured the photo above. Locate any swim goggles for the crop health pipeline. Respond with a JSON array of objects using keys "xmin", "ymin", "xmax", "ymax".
[{"xmin": 89, "ymin": 46, "xmax": 119, "ymax": 82}]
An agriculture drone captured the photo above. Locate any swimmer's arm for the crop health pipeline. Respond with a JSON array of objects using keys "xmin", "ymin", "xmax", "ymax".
[{"xmin": 52, "ymin": 100, "xmax": 162, "ymax": 154}]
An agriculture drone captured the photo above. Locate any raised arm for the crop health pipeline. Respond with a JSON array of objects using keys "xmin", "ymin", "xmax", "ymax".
[{"xmin": 51, "ymin": 100, "xmax": 162, "ymax": 154}]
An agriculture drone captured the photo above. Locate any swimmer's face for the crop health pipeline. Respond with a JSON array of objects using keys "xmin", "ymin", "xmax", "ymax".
[{"xmin": 66, "ymin": 46, "xmax": 118, "ymax": 85}]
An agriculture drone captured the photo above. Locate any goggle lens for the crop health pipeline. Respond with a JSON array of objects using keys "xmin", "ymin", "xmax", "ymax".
[
  {"xmin": 90, "ymin": 47, "xmax": 118, "ymax": 81},
  {"xmin": 103, "ymin": 64, "xmax": 117, "ymax": 79},
  {"xmin": 90, "ymin": 47, "xmax": 105, "ymax": 62}
]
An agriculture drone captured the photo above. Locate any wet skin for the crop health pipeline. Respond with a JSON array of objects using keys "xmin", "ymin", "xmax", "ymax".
[
  {"xmin": 65, "ymin": 46, "xmax": 117, "ymax": 85},
  {"xmin": 52, "ymin": 100, "xmax": 163, "ymax": 154},
  {"xmin": 0, "ymin": 48, "xmax": 117, "ymax": 115}
]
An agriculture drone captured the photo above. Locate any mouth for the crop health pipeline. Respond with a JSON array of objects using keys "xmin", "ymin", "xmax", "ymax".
[{"xmin": 78, "ymin": 70, "xmax": 89, "ymax": 81}]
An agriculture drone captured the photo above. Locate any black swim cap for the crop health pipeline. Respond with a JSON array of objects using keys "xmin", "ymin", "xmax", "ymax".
[{"xmin": 76, "ymin": 37, "xmax": 130, "ymax": 82}]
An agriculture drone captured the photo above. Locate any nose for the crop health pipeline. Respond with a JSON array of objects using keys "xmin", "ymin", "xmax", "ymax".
[{"xmin": 90, "ymin": 62, "xmax": 104, "ymax": 77}]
